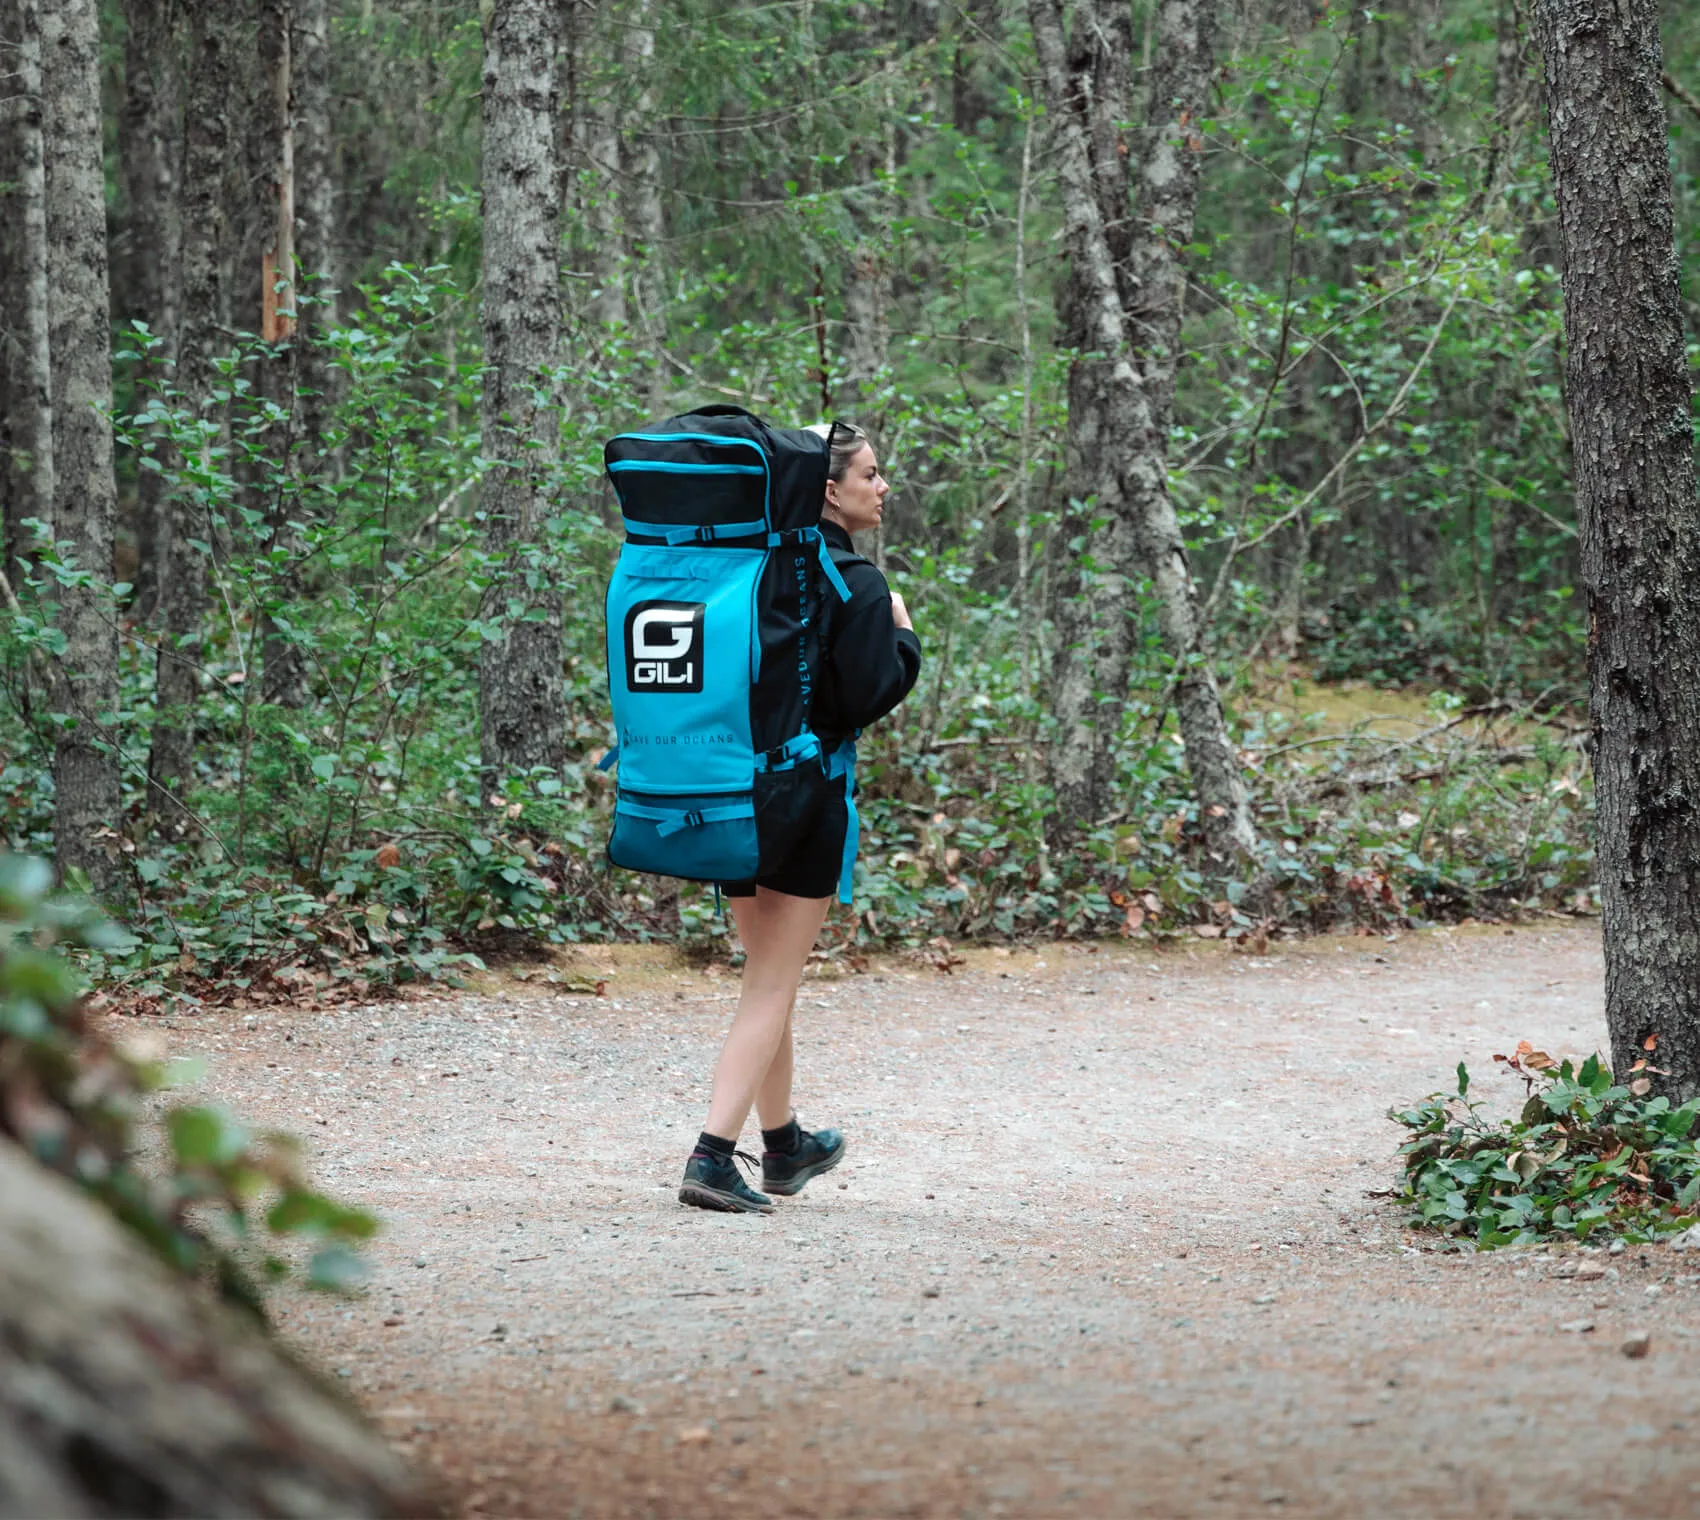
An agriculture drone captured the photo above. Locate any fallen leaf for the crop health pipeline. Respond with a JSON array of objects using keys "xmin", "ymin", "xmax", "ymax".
[
  {"xmin": 375, "ymin": 842, "xmax": 401, "ymax": 869},
  {"xmin": 1644, "ymin": 1033, "xmax": 1661, "ymax": 1052},
  {"xmin": 1194, "ymin": 924, "xmax": 1223, "ymax": 939},
  {"xmin": 677, "ymin": 1426, "xmax": 712, "ymax": 1445}
]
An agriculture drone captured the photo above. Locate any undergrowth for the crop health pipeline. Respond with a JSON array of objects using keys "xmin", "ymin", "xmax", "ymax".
[
  {"xmin": 0, "ymin": 269, "xmax": 1595, "ymax": 1006},
  {"xmin": 0, "ymin": 854, "xmax": 375, "ymax": 1314},
  {"xmin": 1391, "ymin": 1042, "xmax": 1700, "ymax": 1248}
]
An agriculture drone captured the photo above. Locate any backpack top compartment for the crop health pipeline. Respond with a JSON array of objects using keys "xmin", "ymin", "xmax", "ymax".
[{"xmin": 605, "ymin": 405, "xmax": 829, "ymax": 539}]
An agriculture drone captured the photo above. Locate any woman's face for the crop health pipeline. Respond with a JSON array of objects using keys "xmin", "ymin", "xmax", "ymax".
[{"xmin": 824, "ymin": 444, "xmax": 890, "ymax": 535}]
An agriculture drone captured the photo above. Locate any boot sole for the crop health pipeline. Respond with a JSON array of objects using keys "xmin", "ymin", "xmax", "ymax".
[
  {"xmin": 762, "ymin": 1138, "xmax": 847, "ymax": 1197},
  {"xmin": 679, "ymin": 1181, "xmax": 774, "ymax": 1214}
]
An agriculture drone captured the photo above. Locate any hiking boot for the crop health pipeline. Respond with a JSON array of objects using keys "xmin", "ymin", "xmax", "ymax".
[
  {"xmin": 678, "ymin": 1147, "xmax": 774, "ymax": 1213},
  {"xmin": 762, "ymin": 1126, "xmax": 846, "ymax": 1196}
]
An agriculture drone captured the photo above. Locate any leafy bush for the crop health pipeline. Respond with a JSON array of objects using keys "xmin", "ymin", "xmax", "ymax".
[
  {"xmin": 0, "ymin": 852, "xmax": 376, "ymax": 1315},
  {"xmin": 0, "ymin": 240, "xmax": 1599, "ymax": 993},
  {"xmin": 1390, "ymin": 1043, "xmax": 1700, "ymax": 1248},
  {"xmin": 1305, "ymin": 596, "xmax": 1587, "ymax": 699}
]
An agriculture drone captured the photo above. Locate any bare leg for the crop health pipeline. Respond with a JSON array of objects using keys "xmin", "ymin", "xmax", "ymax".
[
  {"xmin": 754, "ymin": 1000, "xmax": 795, "ymax": 1133},
  {"xmin": 704, "ymin": 889, "xmax": 828, "ymax": 1141}
]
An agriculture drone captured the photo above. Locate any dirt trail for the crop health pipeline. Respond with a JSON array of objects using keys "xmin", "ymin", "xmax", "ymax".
[{"xmin": 161, "ymin": 922, "xmax": 1700, "ymax": 1518}]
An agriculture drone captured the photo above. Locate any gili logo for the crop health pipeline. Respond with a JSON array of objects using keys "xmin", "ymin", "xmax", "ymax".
[{"xmin": 625, "ymin": 600, "xmax": 705, "ymax": 692}]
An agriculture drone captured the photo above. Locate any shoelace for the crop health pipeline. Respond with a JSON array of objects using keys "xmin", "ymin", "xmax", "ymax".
[{"xmin": 693, "ymin": 1146, "xmax": 762, "ymax": 1176}]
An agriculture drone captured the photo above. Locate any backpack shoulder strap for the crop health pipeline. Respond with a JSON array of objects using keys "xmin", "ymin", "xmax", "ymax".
[{"xmin": 827, "ymin": 543, "xmax": 871, "ymax": 574}]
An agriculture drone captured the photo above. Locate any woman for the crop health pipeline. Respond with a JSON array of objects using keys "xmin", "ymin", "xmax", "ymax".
[{"xmin": 678, "ymin": 423, "xmax": 922, "ymax": 1213}]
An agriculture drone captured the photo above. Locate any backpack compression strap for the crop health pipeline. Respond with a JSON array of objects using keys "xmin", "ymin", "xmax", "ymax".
[
  {"xmin": 826, "ymin": 737, "xmax": 859, "ymax": 906},
  {"xmin": 771, "ymin": 527, "xmax": 852, "ymax": 601},
  {"xmin": 614, "ymin": 798, "xmax": 757, "ymax": 838}
]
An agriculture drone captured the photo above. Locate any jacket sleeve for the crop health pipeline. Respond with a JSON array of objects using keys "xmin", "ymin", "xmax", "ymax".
[{"xmin": 828, "ymin": 562, "xmax": 922, "ymax": 730}]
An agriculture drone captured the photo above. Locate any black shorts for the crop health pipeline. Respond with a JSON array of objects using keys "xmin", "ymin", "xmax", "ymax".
[{"xmin": 722, "ymin": 786, "xmax": 849, "ymax": 900}]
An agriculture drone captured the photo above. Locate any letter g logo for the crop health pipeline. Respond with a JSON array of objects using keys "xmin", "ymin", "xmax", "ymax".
[
  {"xmin": 632, "ymin": 607, "xmax": 696, "ymax": 660},
  {"xmin": 624, "ymin": 600, "xmax": 705, "ymax": 693}
]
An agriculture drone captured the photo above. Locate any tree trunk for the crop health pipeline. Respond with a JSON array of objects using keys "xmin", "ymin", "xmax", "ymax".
[
  {"xmin": 148, "ymin": 0, "xmax": 235, "ymax": 813},
  {"xmin": 0, "ymin": 0, "xmax": 55, "ymax": 578},
  {"xmin": 293, "ymin": 0, "xmax": 337, "ymax": 460},
  {"xmin": 840, "ymin": 231, "xmax": 889, "ymax": 414},
  {"xmin": 479, "ymin": 0, "xmax": 566, "ymax": 793},
  {"xmin": 1533, "ymin": 0, "xmax": 1700, "ymax": 1098},
  {"xmin": 1035, "ymin": 0, "xmax": 1256, "ymax": 862},
  {"xmin": 1121, "ymin": 0, "xmax": 1256, "ymax": 861},
  {"xmin": 621, "ymin": 0, "xmax": 666, "ymax": 409},
  {"xmin": 839, "ymin": 7, "xmax": 897, "ymax": 420},
  {"xmin": 257, "ymin": 0, "xmax": 311, "ymax": 710},
  {"xmin": 1480, "ymin": 0, "xmax": 1537, "ymax": 207},
  {"xmin": 120, "ymin": 0, "xmax": 182, "ymax": 623},
  {"xmin": 0, "ymin": 1142, "xmax": 435, "ymax": 1518},
  {"xmin": 1042, "ymin": 0, "xmax": 1138, "ymax": 849},
  {"xmin": 577, "ymin": 1, "xmax": 626, "ymax": 331},
  {"xmin": 43, "ymin": 0, "xmax": 124, "ymax": 898}
]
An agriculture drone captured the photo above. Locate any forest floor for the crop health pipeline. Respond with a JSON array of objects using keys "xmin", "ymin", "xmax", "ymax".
[{"xmin": 150, "ymin": 920, "xmax": 1700, "ymax": 1519}]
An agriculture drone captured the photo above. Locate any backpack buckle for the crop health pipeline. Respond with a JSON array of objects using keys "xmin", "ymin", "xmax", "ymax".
[{"xmin": 682, "ymin": 809, "xmax": 705, "ymax": 829}]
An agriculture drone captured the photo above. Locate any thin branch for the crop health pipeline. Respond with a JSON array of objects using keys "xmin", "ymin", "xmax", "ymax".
[
  {"xmin": 1200, "ymin": 276, "xmax": 1468, "ymax": 631},
  {"xmin": 1664, "ymin": 69, "xmax": 1700, "ymax": 125},
  {"xmin": 1463, "ymin": 464, "xmax": 1578, "ymax": 539}
]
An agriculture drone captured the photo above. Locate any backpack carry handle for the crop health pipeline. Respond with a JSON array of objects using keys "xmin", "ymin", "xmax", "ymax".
[{"xmin": 691, "ymin": 403, "xmax": 758, "ymax": 419}]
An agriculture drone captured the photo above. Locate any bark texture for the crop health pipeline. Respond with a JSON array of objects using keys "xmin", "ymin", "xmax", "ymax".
[
  {"xmin": 293, "ymin": 0, "xmax": 337, "ymax": 459},
  {"xmin": 1033, "ymin": 0, "xmax": 1256, "ymax": 861},
  {"xmin": 257, "ymin": 0, "xmax": 311, "ymax": 710},
  {"xmin": 42, "ymin": 0, "xmax": 123, "ymax": 896},
  {"xmin": 621, "ymin": 0, "xmax": 667, "ymax": 407},
  {"xmin": 0, "ymin": 1142, "xmax": 435, "ymax": 1518},
  {"xmin": 839, "ymin": 8, "xmax": 897, "ymax": 419},
  {"xmin": 0, "ymin": 0, "xmax": 55, "ymax": 574},
  {"xmin": 572, "ymin": 0, "xmax": 626, "ymax": 331},
  {"xmin": 1533, "ymin": 0, "xmax": 1700, "ymax": 1098},
  {"xmin": 1481, "ymin": 0, "xmax": 1538, "ymax": 207},
  {"xmin": 119, "ymin": 0, "xmax": 182, "ymax": 621},
  {"xmin": 479, "ymin": 0, "xmax": 566, "ymax": 790},
  {"xmin": 148, "ymin": 0, "xmax": 234, "ymax": 810},
  {"xmin": 1043, "ymin": 1, "xmax": 1138, "ymax": 845}
]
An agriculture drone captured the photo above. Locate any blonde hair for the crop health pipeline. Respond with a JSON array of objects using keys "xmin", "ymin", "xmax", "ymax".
[{"xmin": 806, "ymin": 421, "xmax": 872, "ymax": 482}]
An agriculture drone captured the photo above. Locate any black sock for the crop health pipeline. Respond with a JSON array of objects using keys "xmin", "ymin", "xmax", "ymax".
[
  {"xmin": 762, "ymin": 1117, "xmax": 801, "ymax": 1154},
  {"xmin": 696, "ymin": 1130, "xmax": 736, "ymax": 1160}
]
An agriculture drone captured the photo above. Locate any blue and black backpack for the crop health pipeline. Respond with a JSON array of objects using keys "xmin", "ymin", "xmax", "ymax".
[{"xmin": 599, "ymin": 405, "xmax": 861, "ymax": 902}]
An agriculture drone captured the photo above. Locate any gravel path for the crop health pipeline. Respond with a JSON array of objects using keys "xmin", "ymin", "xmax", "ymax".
[{"xmin": 161, "ymin": 922, "xmax": 1700, "ymax": 1518}]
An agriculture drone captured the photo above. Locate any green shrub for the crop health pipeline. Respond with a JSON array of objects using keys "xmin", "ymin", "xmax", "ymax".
[
  {"xmin": 0, "ymin": 853, "xmax": 376, "ymax": 1316},
  {"xmin": 1391, "ymin": 1046, "xmax": 1700, "ymax": 1248}
]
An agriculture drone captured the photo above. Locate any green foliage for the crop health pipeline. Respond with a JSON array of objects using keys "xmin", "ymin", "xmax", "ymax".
[
  {"xmin": 0, "ymin": 853, "xmax": 376, "ymax": 1314},
  {"xmin": 0, "ymin": 2, "xmax": 1615, "ymax": 984},
  {"xmin": 1391, "ymin": 1048, "xmax": 1700, "ymax": 1248}
]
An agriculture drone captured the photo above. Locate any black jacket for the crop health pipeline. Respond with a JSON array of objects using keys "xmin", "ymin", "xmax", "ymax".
[{"xmin": 813, "ymin": 519, "xmax": 922, "ymax": 747}]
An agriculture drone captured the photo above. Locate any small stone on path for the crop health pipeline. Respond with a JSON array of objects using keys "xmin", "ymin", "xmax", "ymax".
[
  {"xmin": 1622, "ymin": 1332, "xmax": 1652, "ymax": 1359},
  {"xmin": 1559, "ymin": 1319, "xmax": 1595, "ymax": 1334}
]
